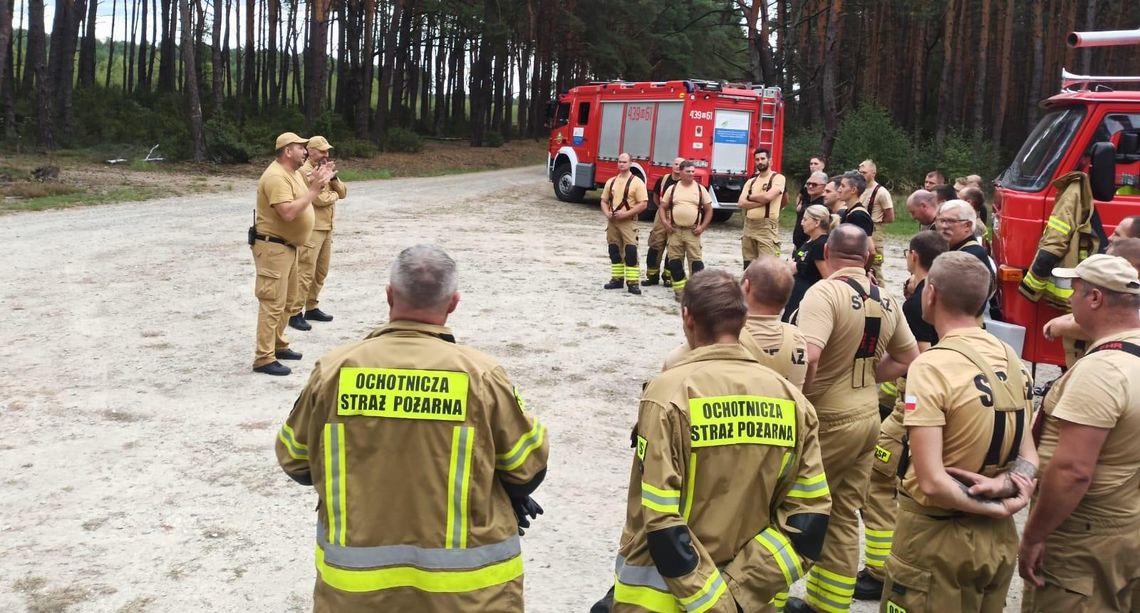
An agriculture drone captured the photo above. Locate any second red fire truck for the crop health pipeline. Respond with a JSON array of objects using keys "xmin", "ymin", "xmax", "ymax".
[{"xmin": 547, "ymin": 79, "xmax": 784, "ymax": 222}]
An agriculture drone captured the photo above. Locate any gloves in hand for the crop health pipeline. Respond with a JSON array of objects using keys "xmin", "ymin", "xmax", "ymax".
[{"xmin": 511, "ymin": 496, "xmax": 544, "ymax": 536}]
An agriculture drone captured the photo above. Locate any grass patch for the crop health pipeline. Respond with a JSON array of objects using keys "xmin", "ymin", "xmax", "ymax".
[
  {"xmin": 336, "ymin": 168, "xmax": 393, "ymax": 181},
  {"xmin": 2, "ymin": 182, "xmax": 78, "ymax": 199},
  {"xmin": 1, "ymin": 186, "xmax": 163, "ymax": 213}
]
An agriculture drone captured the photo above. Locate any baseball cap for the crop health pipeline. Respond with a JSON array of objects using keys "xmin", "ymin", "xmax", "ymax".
[
  {"xmin": 1053, "ymin": 254, "xmax": 1140, "ymax": 294},
  {"xmin": 308, "ymin": 135, "xmax": 333, "ymax": 151},
  {"xmin": 275, "ymin": 132, "xmax": 309, "ymax": 150}
]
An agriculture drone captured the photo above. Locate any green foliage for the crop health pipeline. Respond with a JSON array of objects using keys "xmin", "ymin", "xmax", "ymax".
[
  {"xmin": 920, "ymin": 131, "xmax": 1003, "ymax": 189},
  {"xmin": 482, "ymin": 131, "xmax": 505, "ymax": 148},
  {"xmin": 204, "ymin": 117, "xmax": 257, "ymax": 164},
  {"xmin": 67, "ymin": 87, "xmax": 189, "ymax": 159},
  {"xmin": 781, "ymin": 127, "xmax": 824, "ymax": 182},
  {"xmin": 384, "ymin": 127, "xmax": 423, "ymax": 153},
  {"xmin": 830, "ymin": 104, "xmax": 913, "ymax": 184},
  {"xmin": 332, "ymin": 138, "xmax": 376, "ymax": 159}
]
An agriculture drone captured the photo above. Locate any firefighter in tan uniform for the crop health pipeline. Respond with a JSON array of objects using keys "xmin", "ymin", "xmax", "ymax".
[
  {"xmin": 603, "ymin": 269, "xmax": 831, "ymax": 613},
  {"xmin": 661, "ymin": 160, "xmax": 714, "ymax": 301},
  {"xmin": 881, "ymin": 251, "xmax": 1038, "ymax": 613},
  {"xmin": 1018, "ymin": 254, "xmax": 1140, "ymax": 612},
  {"xmin": 857, "ymin": 160, "xmax": 894, "ymax": 282},
  {"xmin": 288, "ymin": 135, "xmax": 347, "ymax": 330},
  {"xmin": 786, "ymin": 225, "xmax": 919, "ymax": 613},
  {"xmin": 276, "ymin": 245, "xmax": 549, "ymax": 612},
  {"xmin": 250, "ymin": 132, "xmax": 335, "ymax": 376},
  {"xmin": 661, "ymin": 257, "xmax": 809, "ymax": 390},
  {"xmin": 855, "ymin": 231, "xmax": 947, "ymax": 602},
  {"xmin": 602, "ymin": 153, "xmax": 650, "ymax": 295},
  {"xmin": 739, "ymin": 148, "xmax": 786, "ymax": 268},
  {"xmin": 646, "ymin": 158, "xmax": 685, "ymax": 287}
]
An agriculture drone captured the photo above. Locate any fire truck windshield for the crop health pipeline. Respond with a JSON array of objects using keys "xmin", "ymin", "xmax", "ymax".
[{"xmin": 1001, "ymin": 107, "xmax": 1086, "ymax": 192}]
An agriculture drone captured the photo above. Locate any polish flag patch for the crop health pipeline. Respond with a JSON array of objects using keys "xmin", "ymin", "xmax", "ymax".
[{"xmin": 904, "ymin": 395, "xmax": 918, "ymax": 412}]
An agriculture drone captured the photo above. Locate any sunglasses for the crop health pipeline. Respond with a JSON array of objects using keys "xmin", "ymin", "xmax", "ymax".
[{"xmin": 805, "ymin": 182, "xmax": 823, "ymax": 187}]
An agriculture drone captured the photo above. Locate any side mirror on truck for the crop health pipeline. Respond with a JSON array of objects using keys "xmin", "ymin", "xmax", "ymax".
[{"xmin": 1089, "ymin": 142, "xmax": 1117, "ymax": 202}]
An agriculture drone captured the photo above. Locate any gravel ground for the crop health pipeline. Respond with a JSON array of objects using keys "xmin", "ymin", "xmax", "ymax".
[{"xmin": 0, "ymin": 165, "xmax": 1029, "ymax": 612}]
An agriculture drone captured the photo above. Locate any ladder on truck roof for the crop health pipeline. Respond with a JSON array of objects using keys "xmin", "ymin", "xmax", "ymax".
[{"xmin": 757, "ymin": 88, "xmax": 781, "ymax": 154}]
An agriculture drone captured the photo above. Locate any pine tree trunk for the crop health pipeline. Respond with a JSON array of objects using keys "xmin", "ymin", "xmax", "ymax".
[
  {"xmin": 0, "ymin": 0, "xmax": 9, "ymax": 101},
  {"xmin": 243, "ymin": 0, "xmax": 255, "ymax": 105},
  {"xmin": 211, "ymin": 0, "xmax": 223, "ymax": 112},
  {"xmin": 180, "ymin": 0, "xmax": 205, "ymax": 160},
  {"xmin": 48, "ymin": 0, "xmax": 84, "ymax": 138},
  {"xmin": 158, "ymin": 0, "xmax": 176, "ymax": 92},
  {"xmin": 934, "ymin": 0, "xmax": 957, "ymax": 148},
  {"xmin": 353, "ymin": 0, "xmax": 375, "ymax": 137},
  {"xmin": 993, "ymin": 0, "xmax": 1012, "ymax": 151},
  {"xmin": 1026, "ymin": 0, "xmax": 1044, "ymax": 134},
  {"xmin": 373, "ymin": 0, "xmax": 403, "ymax": 144},
  {"xmin": 266, "ymin": 0, "xmax": 278, "ymax": 107},
  {"xmin": 25, "ymin": 0, "xmax": 51, "ymax": 146},
  {"xmin": 819, "ymin": 0, "xmax": 843, "ymax": 157},
  {"xmin": 1079, "ymin": 0, "xmax": 1098, "ymax": 75},
  {"xmin": 973, "ymin": 0, "xmax": 991, "ymax": 138},
  {"xmin": 105, "ymin": 0, "xmax": 116, "ymax": 88},
  {"xmin": 76, "ymin": 0, "xmax": 97, "ymax": 87}
]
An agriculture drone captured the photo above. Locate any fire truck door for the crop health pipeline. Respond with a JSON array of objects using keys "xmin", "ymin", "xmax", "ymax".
[{"xmin": 711, "ymin": 109, "xmax": 752, "ymax": 174}]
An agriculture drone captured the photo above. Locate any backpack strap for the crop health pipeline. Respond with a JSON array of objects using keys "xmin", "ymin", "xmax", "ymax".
[
  {"xmin": 837, "ymin": 276, "xmax": 882, "ymax": 389},
  {"xmin": 929, "ymin": 336, "xmax": 1026, "ymax": 471},
  {"xmin": 1086, "ymin": 339, "xmax": 1140, "ymax": 358},
  {"xmin": 867, "ymin": 184, "xmax": 883, "ymax": 217}
]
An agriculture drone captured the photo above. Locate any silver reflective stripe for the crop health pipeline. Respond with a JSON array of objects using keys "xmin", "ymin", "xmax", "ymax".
[
  {"xmin": 641, "ymin": 488, "xmax": 680, "ymax": 508},
  {"xmin": 789, "ymin": 478, "xmax": 828, "ymax": 496},
  {"xmin": 757, "ymin": 529, "xmax": 802, "ymax": 582},
  {"xmin": 318, "ymin": 523, "xmax": 521, "ymax": 570},
  {"xmin": 325, "ymin": 424, "xmax": 346, "ymax": 547},
  {"xmin": 684, "ymin": 574, "xmax": 725, "ymax": 612},
  {"xmin": 614, "ymin": 555, "xmax": 669, "ymax": 591},
  {"xmin": 450, "ymin": 426, "xmax": 472, "ymax": 548}
]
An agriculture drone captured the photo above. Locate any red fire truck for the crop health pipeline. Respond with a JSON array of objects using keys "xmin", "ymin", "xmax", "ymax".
[
  {"xmin": 547, "ymin": 80, "xmax": 784, "ymax": 222},
  {"xmin": 992, "ymin": 28, "xmax": 1140, "ymax": 367}
]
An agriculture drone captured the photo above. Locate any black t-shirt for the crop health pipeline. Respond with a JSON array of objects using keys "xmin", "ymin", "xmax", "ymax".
[
  {"xmin": 953, "ymin": 238, "xmax": 994, "ymax": 275},
  {"xmin": 903, "ymin": 279, "xmax": 938, "ymax": 344},
  {"xmin": 793, "ymin": 195, "xmax": 825, "ymax": 250},
  {"xmin": 841, "ymin": 204, "xmax": 875, "ymax": 236},
  {"xmin": 652, "ymin": 174, "xmax": 680, "ymax": 205},
  {"xmin": 794, "ymin": 235, "xmax": 827, "ymax": 284}
]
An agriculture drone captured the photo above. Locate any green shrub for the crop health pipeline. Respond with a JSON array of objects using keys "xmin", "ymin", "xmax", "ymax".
[
  {"xmin": 830, "ymin": 104, "xmax": 915, "ymax": 186},
  {"xmin": 781, "ymin": 127, "xmax": 824, "ymax": 182},
  {"xmin": 483, "ymin": 131, "xmax": 505, "ymax": 148},
  {"xmin": 384, "ymin": 127, "xmax": 423, "ymax": 153},
  {"xmin": 332, "ymin": 138, "xmax": 375, "ymax": 158},
  {"xmin": 933, "ymin": 131, "xmax": 1002, "ymax": 188},
  {"xmin": 205, "ymin": 117, "xmax": 257, "ymax": 163}
]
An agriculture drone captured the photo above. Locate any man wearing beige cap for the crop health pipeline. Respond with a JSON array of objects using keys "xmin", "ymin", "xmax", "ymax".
[
  {"xmin": 1016, "ymin": 253, "xmax": 1140, "ymax": 612},
  {"xmin": 249, "ymin": 132, "xmax": 335, "ymax": 376},
  {"xmin": 288, "ymin": 135, "xmax": 347, "ymax": 331}
]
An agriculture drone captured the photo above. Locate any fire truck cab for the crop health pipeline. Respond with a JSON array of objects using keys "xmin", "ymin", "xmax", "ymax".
[
  {"xmin": 992, "ymin": 29, "xmax": 1140, "ymax": 367},
  {"xmin": 547, "ymin": 80, "xmax": 784, "ymax": 223}
]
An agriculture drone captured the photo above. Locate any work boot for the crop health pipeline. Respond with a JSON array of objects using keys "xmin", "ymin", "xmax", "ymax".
[
  {"xmin": 854, "ymin": 568, "xmax": 884, "ymax": 600},
  {"xmin": 275, "ymin": 348, "xmax": 303, "ymax": 361},
  {"xmin": 643, "ymin": 274, "xmax": 660, "ymax": 286},
  {"xmin": 663, "ymin": 278, "xmax": 673, "ymax": 288},
  {"xmin": 253, "ymin": 361, "xmax": 291, "ymax": 376},
  {"xmin": 627, "ymin": 283, "xmax": 641, "ymax": 295},
  {"xmin": 783, "ymin": 597, "xmax": 816, "ymax": 613},
  {"xmin": 288, "ymin": 313, "xmax": 312, "ymax": 331},
  {"xmin": 603, "ymin": 279, "xmax": 624, "ymax": 290},
  {"xmin": 304, "ymin": 308, "xmax": 334, "ymax": 322}
]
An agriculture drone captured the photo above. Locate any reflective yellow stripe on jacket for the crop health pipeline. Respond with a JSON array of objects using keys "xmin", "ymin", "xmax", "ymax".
[
  {"xmin": 612, "ymin": 556, "xmax": 728, "ymax": 613},
  {"xmin": 446, "ymin": 426, "xmax": 475, "ymax": 549},
  {"xmin": 324, "ymin": 423, "xmax": 347, "ymax": 547},
  {"xmin": 495, "ymin": 418, "xmax": 546, "ymax": 471},
  {"xmin": 315, "ymin": 528, "xmax": 524, "ymax": 594},
  {"xmin": 278, "ymin": 424, "xmax": 309, "ymax": 460}
]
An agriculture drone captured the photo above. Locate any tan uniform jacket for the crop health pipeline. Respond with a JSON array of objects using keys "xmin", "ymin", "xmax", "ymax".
[
  {"xmin": 1036, "ymin": 329, "xmax": 1140, "ymax": 525},
  {"xmin": 301, "ymin": 160, "xmax": 348, "ymax": 231},
  {"xmin": 613, "ymin": 344, "xmax": 831, "ymax": 612},
  {"xmin": 797, "ymin": 268, "xmax": 916, "ymax": 417},
  {"xmin": 742, "ymin": 171, "xmax": 787, "ymax": 220},
  {"xmin": 1018, "ymin": 172, "xmax": 1100, "ymax": 310},
  {"xmin": 256, "ymin": 160, "xmax": 314, "ymax": 247},
  {"xmin": 900, "ymin": 328, "xmax": 1034, "ymax": 509},
  {"xmin": 276, "ymin": 320, "xmax": 549, "ymax": 611},
  {"xmin": 662, "ymin": 316, "xmax": 808, "ymax": 389}
]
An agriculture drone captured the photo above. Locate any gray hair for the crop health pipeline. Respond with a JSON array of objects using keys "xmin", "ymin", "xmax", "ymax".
[
  {"xmin": 938, "ymin": 199, "xmax": 977, "ymax": 232},
  {"xmin": 389, "ymin": 244, "xmax": 458, "ymax": 310},
  {"xmin": 809, "ymin": 171, "xmax": 828, "ymax": 184}
]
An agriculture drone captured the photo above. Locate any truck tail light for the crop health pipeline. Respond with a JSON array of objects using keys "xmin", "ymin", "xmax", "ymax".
[{"xmin": 998, "ymin": 265, "xmax": 1024, "ymax": 283}]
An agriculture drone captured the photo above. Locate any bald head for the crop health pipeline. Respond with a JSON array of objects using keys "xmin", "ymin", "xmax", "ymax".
[
  {"xmin": 826, "ymin": 224, "xmax": 870, "ymax": 264},
  {"xmin": 1108, "ymin": 238, "xmax": 1140, "ymax": 271},
  {"xmin": 742, "ymin": 256, "xmax": 794, "ymax": 312},
  {"xmin": 907, "ymin": 189, "xmax": 938, "ymax": 225}
]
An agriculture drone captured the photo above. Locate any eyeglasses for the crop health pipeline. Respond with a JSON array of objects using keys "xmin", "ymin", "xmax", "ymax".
[
  {"xmin": 935, "ymin": 217, "xmax": 970, "ymax": 226},
  {"xmin": 805, "ymin": 182, "xmax": 823, "ymax": 187}
]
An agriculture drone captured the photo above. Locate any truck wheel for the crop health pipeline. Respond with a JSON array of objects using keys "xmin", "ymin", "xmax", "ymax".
[
  {"xmin": 553, "ymin": 164, "xmax": 586, "ymax": 203},
  {"xmin": 711, "ymin": 210, "xmax": 734, "ymax": 223}
]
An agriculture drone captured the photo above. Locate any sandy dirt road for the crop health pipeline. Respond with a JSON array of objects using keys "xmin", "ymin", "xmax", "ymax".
[{"xmin": 0, "ymin": 165, "xmax": 1027, "ymax": 612}]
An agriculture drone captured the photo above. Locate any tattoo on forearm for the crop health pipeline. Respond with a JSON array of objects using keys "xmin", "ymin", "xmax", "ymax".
[{"xmin": 1010, "ymin": 457, "xmax": 1038, "ymax": 480}]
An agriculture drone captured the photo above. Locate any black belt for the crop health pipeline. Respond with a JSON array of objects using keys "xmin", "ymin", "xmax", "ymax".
[{"xmin": 254, "ymin": 233, "xmax": 293, "ymax": 248}]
